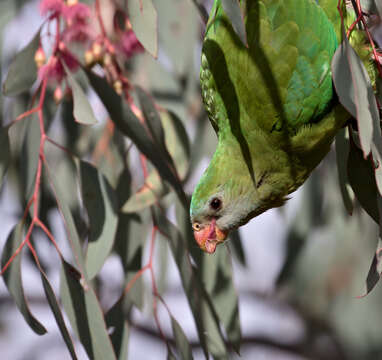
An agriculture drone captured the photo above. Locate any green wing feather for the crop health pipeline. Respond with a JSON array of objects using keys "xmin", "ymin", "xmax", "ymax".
[
  {"xmin": 201, "ymin": 0, "xmax": 339, "ymax": 135},
  {"xmin": 191, "ymin": 0, "xmax": 354, "ymax": 234}
]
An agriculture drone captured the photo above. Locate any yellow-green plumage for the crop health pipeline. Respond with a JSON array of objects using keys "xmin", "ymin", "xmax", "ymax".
[{"xmin": 190, "ymin": 0, "xmax": 362, "ymax": 251}]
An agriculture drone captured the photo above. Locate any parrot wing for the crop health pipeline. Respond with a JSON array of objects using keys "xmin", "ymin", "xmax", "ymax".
[{"xmin": 200, "ymin": 0, "xmax": 339, "ymax": 141}]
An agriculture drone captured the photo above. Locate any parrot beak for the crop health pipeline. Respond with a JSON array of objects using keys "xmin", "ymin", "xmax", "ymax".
[{"xmin": 193, "ymin": 218, "xmax": 228, "ymax": 254}]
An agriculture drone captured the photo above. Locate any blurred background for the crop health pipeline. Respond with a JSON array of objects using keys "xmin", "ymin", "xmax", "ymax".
[{"xmin": 1, "ymin": 0, "xmax": 382, "ymax": 359}]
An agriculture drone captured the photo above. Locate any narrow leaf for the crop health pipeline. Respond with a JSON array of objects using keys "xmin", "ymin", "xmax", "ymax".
[
  {"xmin": 105, "ymin": 300, "xmax": 130, "ymax": 360},
  {"xmin": 39, "ymin": 267, "xmax": 78, "ymax": 359},
  {"xmin": 221, "ymin": 0, "xmax": 247, "ymax": 46},
  {"xmin": 190, "ymin": 0, "xmax": 208, "ymax": 24},
  {"xmin": 122, "ymin": 109, "xmax": 190, "ymax": 213},
  {"xmin": 348, "ymin": 138, "xmax": 379, "ymax": 223},
  {"xmin": 114, "ymin": 213, "xmax": 146, "ymax": 310},
  {"xmin": 202, "ymin": 248, "xmax": 241, "ymax": 353},
  {"xmin": 359, "ymin": 196, "xmax": 382, "ymax": 296},
  {"xmin": 3, "ymin": 29, "xmax": 40, "ymax": 96},
  {"xmin": 171, "ymin": 316, "xmax": 193, "ymax": 360},
  {"xmin": 21, "ymin": 116, "xmax": 40, "ymax": 197},
  {"xmin": 60, "ymin": 260, "xmax": 117, "ymax": 360},
  {"xmin": 228, "ymin": 229, "xmax": 246, "ymax": 266},
  {"xmin": 331, "ymin": 34, "xmax": 379, "ymax": 158},
  {"xmin": 80, "ymin": 161, "xmax": 118, "ymax": 279},
  {"xmin": 46, "ymin": 164, "xmax": 87, "ymax": 274},
  {"xmin": 122, "ymin": 170, "xmax": 167, "ymax": 213},
  {"xmin": 160, "ymin": 110, "xmax": 190, "ymax": 179},
  {"xmin": 86, "ymin": 70, "xmax": 187, "ymax": 207},
  {"xmin": 64, "ymin": 65, "xmax": 97, "ymax": 125},
  {"xmin": 135, "ymin": 86, "xmax": 166, "ymax": 150},
  {"xmin": 0, "ymin": 126, "xmax": 10, "ymax": 189},
  {"xmin": 152, "ymin": 207, "xmax": 227, "ymax": 358},
  {"xmin": 1, "ymin": 223, "xmax": 47, "ymax": 335},
  {"xmin": 127, "ymin": 0, "xmax": 158, "ymax": 57},
  {"xmin": 335, "ymin": 128, "xmax": 354, "ymax": 214},
  {"xmin": 359, "ymin": 238, "xmax": 382, "ymax": 297}
]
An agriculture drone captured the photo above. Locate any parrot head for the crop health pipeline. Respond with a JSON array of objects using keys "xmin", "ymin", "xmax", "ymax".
[
  {"xmin": 190, "ymin": 152, "xmax": 290, "ymax": 254},
  {"xmin": 190, "ymin": 191, "xmax": 229, "ymax": 254},
  {"xmin": 190, "ymin": 167, "xmax": 262, "ymax": 254}
]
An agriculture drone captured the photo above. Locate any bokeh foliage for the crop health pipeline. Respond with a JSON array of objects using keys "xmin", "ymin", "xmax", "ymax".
[{"xmin": 1, "ymin": 0, "xmax": 382, "ymax": 359}]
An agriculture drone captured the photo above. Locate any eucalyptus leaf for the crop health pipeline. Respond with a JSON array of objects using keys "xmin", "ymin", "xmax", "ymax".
[
  {"xmin": 359, "ymin": 237, "xmax": 382, "ymax": 297},
  {"xmin": 347, "ymin": 138, "xmax": 379, "ymax": 223},
  {"xmin": 21, "ymin": 115, "xmax": 40, "ymax": 199},
  {"xmin": 331, "ymin": 34, "xmax": 378, "ymax": 159},
  {"xmin": 86, "ymin": 70, "xmax": 187, "ymax": 208},
  {"xmin": 45, "ymin": 163, "xmax": 87, "ymax": 274},
  {"xmin": 221, "ymin": 0, "xmax": 247, "ymax": 46},
  {"xmin": 152, "ymin": 207, "xmax": 227, "ymax": 358},
  {"xmin": 3, "ymin": 29, "xmax": 40, "ymax": 96},
  {"xmin": 64, "ymin": 65, "xmax": 97, "ymax": 125},
  {"xmin": 60, "ymin": 260, "xmax": 117, "ymax": 360},
  {"xmin": 122, "ymin": 110, "xmax": 190, "ymax": 213},
  {"xmin": 202, "ymin": 248, "xmax": 241, "ymax": 353},
  {"xmin": 127, "ymin": 0, "xmax": 158, "ymax": 57},
  {"xmin": 80, "ymin": 161, "xmax": 118, "ymax": 279},
  {"xmin": 105, "ymin": 300, "xmax": 130, "ymax": 360},
  {"xmin": 335, "ymin": 128, "xmax": 354, "ymax": 214},
  {"xmin": 156, "ymin": 0, "xmax": 199, "ymax": 75},
  {"xmin": 161, "ymin": 110, "xmax": 190, "ymax": 179},
  {"xmin": 0, "ymin": 126, "xmax": 10, "ymax": 189},
  {"xmin": 228, "ymin": 229, "xmax": 246, "ymax": 266},
  {"xmin": 136, "ymin": 86, "xmax": 166, "ymax": 150},
  {"xmin": 1, "ymin": 223, "xmax": 47, "ymax": 335},
  {"xmin": 39, "ymin": 266, "xmax": 78, "ymax": 359},
  {"xmin": 122, "ymin": 169, "xmax": 167, "ymax": 213},
  {"xmin": 171, "ymin": 316, "xmax": 193, "ymax": 360},
  {"xmin": 114, "ymin": 213, "xmax": 146, "ymax": 310}
]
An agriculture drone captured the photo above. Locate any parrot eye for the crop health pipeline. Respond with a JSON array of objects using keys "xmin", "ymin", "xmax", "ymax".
[
  {"xmin": 192, "ymin": 222, "xmax": 201, "ymax": 231},
  {"xmin": 210, "ymin": 197, "xmax": 222, "ymax": 210}
]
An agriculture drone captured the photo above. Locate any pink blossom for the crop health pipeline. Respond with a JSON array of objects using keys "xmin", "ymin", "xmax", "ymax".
[
  {"xmin": 38, "ymin": 51, "xmax": 79, "ymax": 83},
  {"xmin": 62, "ymin": 3, "xmax": 91, "ymax": 23},
  {"xmin": 40, "ymin": 0, "xmax": 64, "ymax": 16},
  {"xmin": 120, "ymin": 30, "xmax": 143, "ymax": 58},
  {"xmin": 62, "ymin": 22, "xmax": 94, "ymax": 43}
]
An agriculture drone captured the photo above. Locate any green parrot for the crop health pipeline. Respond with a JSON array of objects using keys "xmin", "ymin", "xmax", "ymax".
[{"xmin": 190, "ymin": 0, "xmax": 371, "ymax": 253}]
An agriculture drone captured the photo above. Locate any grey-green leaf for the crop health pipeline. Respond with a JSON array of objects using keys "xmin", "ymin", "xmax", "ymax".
[
  {"xmin": 136, "ymin": 86, "xmax": 166, "ymax": 150},
  {"xmin": 105, "ymin": 299, "xmax": 130, "ymax": 360},
  {"xmin": 347, "ymin": 138, "xmax": 379, "ymax": 223},
  {"xmin": 46, "ymin": 163, "xmax": 87, "ymax": 274},
  {"xmin": 202, "ymin": 248, "xmax": 241, "ymax": 353},
  {"xmin": 359, "ymin": 237, "xmax": 382, "ymax": 297},
  {"xmin": 1, "ymin": 223, "xmax": 47, "ymax": 335},
  {"xmin": 86, "ymin": 70, "xmax": 187, "ymax": 207},
  {"xmin": 128, "ymin": 0, "xmax": 158, "ymax": 57},
  {"xmin": 122, "ymin": 170, "xmax": 167, "ymax": 213},
  {"xmin": 0, "ymin": 126, "xmax": 10, "ymax": 189},
  {"xmin": 60, "ymin": 260, "xmax": 117, "ymax": 360},
  {"xmin": 64, "ymin": 65, "xmax": 97, "ymax": 125},
  {"xmin": 335, "ymin": 128, "xmax": 354, "ymax": 214},
  {"xmin": 161, "ymin": 110, "xmax": 190, "ymax": 179},
  {"xmin": 171, "ymin": 316, "xmax": 193, "ymax": 360},
  {"xmin": 3, "ymin": 29, "xmax": 40, "ymax": 96},
  {"xmin": 331, "ymin": 34, "xmax": 378, "ymax": 158},
  {"xmin": 228, "ymin": 229, "xmax": 246, "ymax": 266},
  {"xmin": 39, "ymin": 266, "xmax": 78, "ymax": 359},
  {"xmin": 80, "ymin": 161, "xmax": 118, "ymax": 279},
  {"xmin": 221, "ymin": 0, "xmax": 247, "ymax": 46},
  {"xmin": 114, "ymin": 213, "xmax": 146, "ymax": 310},
  {"xmin": 152, "ymin": 207, "xmax": 227, "ymax": 358}
]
